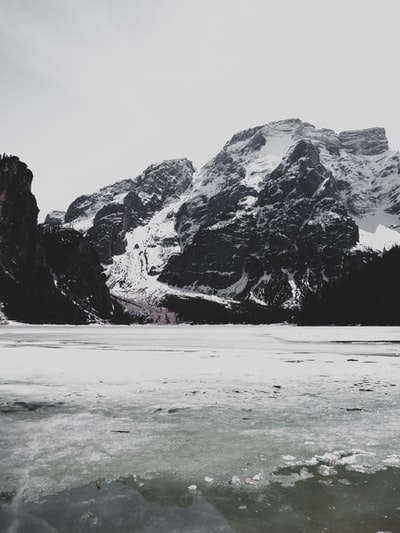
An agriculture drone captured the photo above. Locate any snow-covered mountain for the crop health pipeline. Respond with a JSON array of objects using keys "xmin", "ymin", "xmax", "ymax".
[{"xmin": 49, "ymin": 119, "xmax": 400, "ymax": 321}]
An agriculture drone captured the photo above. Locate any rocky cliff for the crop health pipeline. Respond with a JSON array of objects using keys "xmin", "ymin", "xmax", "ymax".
[
  {"xmin": 159, "ymin": 135, "xmax": 360, "ymax": 309},
  {"xmin": 56, "ymin": 159, "xmax": 195, "ymax": 264},
  {"xmin": 0, "ymin": 155, "xmax": 121, "ymax": 323},
  {"xmin": 0, "ymin": 155, "xmax": 39, "ymax": 277},
  {"xmin": 338, "ymin": 127, "xmax": 389, "ymax": 156},
  {"xmin": 158, "ymin": 120, "xmax": 399, "ymax": 314}
]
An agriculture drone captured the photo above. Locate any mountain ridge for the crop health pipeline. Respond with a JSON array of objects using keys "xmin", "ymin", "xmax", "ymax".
[{"xmin": 37, "ymin": 118, "xmax": 400, "ymax": 322}]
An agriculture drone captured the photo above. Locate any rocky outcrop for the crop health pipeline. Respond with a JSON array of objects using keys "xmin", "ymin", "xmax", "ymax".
[
  {"xmin": 0, "ymin": 156, "xmax": 39, "ymax": 277},
  {"xmin": 0, "ymin": 155, "xmax": 121, "ymax": 324},
  {"xmin": 86, "ymin": 204, "xmax": 126, "ymax": 263},
  {"xmin": 64, "ymin": 179, "xmax": 133, "ymax": 224},
  {"xmin": 133, "ymin": 159, "xmax": 195, "ymax": 210},
  {"xmin": 160, "ymin": 137, "xmax": 359, "ymax": 308},
  {"xmin": 41, "ymin": 227, "xmax": 115, "ymax": 321},
  {"xmin": 63, "ymin": 159, "xmax": 195, "ymax": 264},
  {"xmin": 338, "ymin": 127, "xmax": 389, "ymax": 156},
  {"xmin": 44, "ymin": 210, "xmax": 65, "ymax": 225},
  {"xmin": 251, "ymin": 140, "xmax": 359, "ymax": 307}
]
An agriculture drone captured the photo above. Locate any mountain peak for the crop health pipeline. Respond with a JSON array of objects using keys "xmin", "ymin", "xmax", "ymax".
[
  {"xmin": 41, "ymin": 118, "xmax": 400, "ymax": 322},
  {"xmin": 137, "ymin": 158, "xmax": 195, "ymax": 194},
  {"xmin": 227, "ymin": 118, "xmax": 313, "ymax": 147},
  {"xmin": 226, "ymin": 120, "xmax": 391, "ymax": 158}
]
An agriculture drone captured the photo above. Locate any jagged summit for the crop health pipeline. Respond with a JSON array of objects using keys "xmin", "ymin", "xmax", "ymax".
[
  {"xmin": 57, "ymin": 158, "xmax": 195, "ymax": 264},
  {"xmin": 226, "ymin": 119, "xmax": 390, "ymax": 157}
]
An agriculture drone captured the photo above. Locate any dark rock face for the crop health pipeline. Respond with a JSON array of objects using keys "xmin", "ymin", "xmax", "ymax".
[
  {"xmin": 252, "ymin": 141, "xmax": 359, "ymax": 307},
  {"xmin": 160, "ymin": 215, "xmax": 255, "ymax": 290},
  {"xmin": 122, "ymin": 192, "xmax": 147, "ymax": 233},
  {"xmin": 135, "ymin": 159, "xmax": 195, "ymax": 210},
  {"xmin": 339, "ymin": 128, "xmax": 389, "ymax": 156},
  {"xmin": 0, "ymin": 156, "xmax": 39, "ymax": 277},
  {"xmin": 0, "ymin": 155, "xmax": 119, "ymax": 323},
  {"xmin": 86, "ymin": 203, "xmax": 126, "ymax": 263},
  {"xmin": 41, "ymin": 227, "xmax": 113, "ymax": 320},
  {"xmin": 160, "ymin": 138, "xmax": 359, "ymax": 309},
  {"xmin": 64, "ymin": 179, "xmax": 134, "ymax": 224}
]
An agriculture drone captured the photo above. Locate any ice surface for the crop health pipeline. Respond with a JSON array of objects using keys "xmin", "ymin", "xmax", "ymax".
[{"xmin": 2, "ymin": 324, "xmax": 400, "ymax": 531}]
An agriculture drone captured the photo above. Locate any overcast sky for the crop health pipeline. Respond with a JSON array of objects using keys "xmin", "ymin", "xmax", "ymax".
[{"xmin": 1, "ymin": 0, "xmax": 399, "ymax": 219}]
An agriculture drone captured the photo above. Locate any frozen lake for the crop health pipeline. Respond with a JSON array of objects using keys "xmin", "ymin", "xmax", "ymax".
[{"xmin": 1, "ymin": 324, "xmax": 400, "ymax": 532}]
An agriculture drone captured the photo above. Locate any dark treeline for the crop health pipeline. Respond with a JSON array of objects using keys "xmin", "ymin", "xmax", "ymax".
[
  {"xmin": 300, "ymin": 246, "xmax": 400, "ymax": 325},
  {"xmin": 162, "ymin": 294, "xmax": 291, "ymax": 324}
]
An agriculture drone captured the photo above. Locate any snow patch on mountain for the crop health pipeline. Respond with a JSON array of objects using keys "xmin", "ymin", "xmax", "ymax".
[
  {"xmin": 105, "ymin": 202, "xmax": 180, "ymax": 298},
  {"xmin": 281, "ymin": 269, "xmax": 302, "ymax": 308},
  {"xmin": 320, "ymin": 148, "xmax": 400, "ymax": 218},
  {"xmin": 68, "ymin": 216, "xmax": 96, "ymax": 233},
  {"xmin": 355, "ymin": 224, "xmax": 400, "ymax": 252},
  {"xmin": 238, "ymin": 129, "xmax": 293, "ymax": 190},
  {"xmin": 0, "ymin": 304, "xmax": 7, "ymax": 323},
  {"xmin": 64, "ymin": 179, "xmax": 134, "ymax": 228},
  {"xmin": 217, "ymin": 270, "xmax": 249, "ymax": 298},
  {"xmin": 104, "ymin": 197, "xmax": 235, "ymax": 309}
]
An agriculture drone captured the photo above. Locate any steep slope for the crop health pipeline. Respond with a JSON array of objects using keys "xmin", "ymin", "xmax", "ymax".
[
  {"xmin": 62, "ymin": 119, "xmax": 400, "ymax": 322},
  {"xmin": 58, "ymin": 159, "xmax": 195, "ymax": 264},
  {"xmin": 41, "ymin": 227, "xmax": 115, "ymax": 321},
  {"xmin": 159, "ymin": 120, "xmax": 400, "ymax": 310},
  {"xmin": 59, "ymin": 158, "xmax": 198, "ymax": 320},
  {"xmin": 0, "ymin": 155, "xmax": 121, "ymax": 324}
]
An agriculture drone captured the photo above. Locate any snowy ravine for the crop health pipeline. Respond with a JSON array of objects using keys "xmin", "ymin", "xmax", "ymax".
[
  {"xmin": 103, "ymin": 196, "xmax": 239, "ymax": 316},
  {"xmin": 1, "ymin": 325, "xmax": 400, "ymax": 532}
]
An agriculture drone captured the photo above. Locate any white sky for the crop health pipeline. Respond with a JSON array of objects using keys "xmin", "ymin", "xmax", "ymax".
[{"xmin": 0, "ymin": 0, "xmax": 399, "ymax": 219}]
